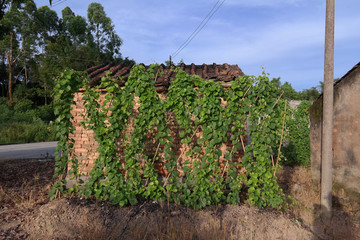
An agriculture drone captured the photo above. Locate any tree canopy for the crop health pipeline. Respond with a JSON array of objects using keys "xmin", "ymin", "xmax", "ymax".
[
  {"xmin": 0, "ymin": 1, "xmax": 127, "ymax": 106},
  {"xmin": 270, "ymin": 78, "xmax": 321, "ymax": 101}
]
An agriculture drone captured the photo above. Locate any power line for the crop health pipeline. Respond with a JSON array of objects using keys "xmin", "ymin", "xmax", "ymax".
[
  {"xmin": 171, "ymin": 0, "xmax": 221, "ymax": 57},
  {"xmin": 45, "ymin": 0, "xmax": 64, "ymax": 8},
  {"xmin": 50, "ymin": 0, "xmax": 68, "ymax": 8},
  {"xmin": 171, "ymin": 0, "xmax": 225, "ymax": 59},
  {"xmin": 50, "ymin": 0, "xmax": 62, "ymax": 5},
  {"xmin": 174, "ymin": 0, "xmax": 225, "ymax": 58}
]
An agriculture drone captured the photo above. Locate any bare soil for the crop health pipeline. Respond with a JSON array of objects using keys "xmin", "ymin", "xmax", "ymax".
[
  {"xmin": 1, "ymin": 159, "xmax": 359, "ymax": 240},
  {"xmin": 0, "ymin": 159, "xmax": 55, "ymax": 239}
]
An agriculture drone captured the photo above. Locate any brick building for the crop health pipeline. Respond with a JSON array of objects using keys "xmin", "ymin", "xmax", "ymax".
[{"xmin": 70, "ymin": 63, "xmax": 245, "ymax": 175}]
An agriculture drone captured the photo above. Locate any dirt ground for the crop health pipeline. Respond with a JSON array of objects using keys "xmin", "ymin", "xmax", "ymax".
[{"xmin": 0, "ymin": 159, "xmax": 359, "ymax": 240}]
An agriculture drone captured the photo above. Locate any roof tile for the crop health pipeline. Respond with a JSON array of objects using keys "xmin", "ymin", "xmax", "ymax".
[{"xmin": 86, "ymin": 63, "xmax": 245, "ymax": 90}]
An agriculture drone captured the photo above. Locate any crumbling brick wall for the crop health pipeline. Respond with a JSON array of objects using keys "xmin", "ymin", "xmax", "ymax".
[
  {"xmin": 69, "ymin": 89, "xmax": 102, "ymax": 174},
  {"xmin": 69, "ymin": 89, "xmax": 246, "ymax": 176}
]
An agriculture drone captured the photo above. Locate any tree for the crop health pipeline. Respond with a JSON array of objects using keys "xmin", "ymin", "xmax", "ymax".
[
  {"xmin": 62, "ymin": 6, "xmax": 88, "ymax": 46},
  {"xmin": 280, "ymin": 81, "xmax": 298, "ymax": 100},
  {"xmin": 0, "ymin": 0, "xmax": 38, "ymax": 106},
  {"xmin": 0, "ymin": 1, "xmax": 127, "ymax": 106},
  {"xmin": 35, "ymin": 6, "xmax": 59, "ymax": 47},
  {"xmin": 61, "ymin": 6, "xmax": 74, "ymax": 23},
  {"xmin": 298, "ymin": 87, "xmax": 320, "ymax": 101},
  {"xmin": 176, "ymin": 58, "xmax": 184, "ymax": 66},
  {"xmin": 87, "ymin": 2, "xmax": 122, "ymax": 62},
  {"xmin": 269, "ymin": 77, "xmax": 321, "ymax": 101},
  {"xmin": 318, "ymin": 78, "xmax": 339, "ymax": 93},
  {"xmin": 34, "ymin": 5, "xmax": 60, "ymax": 104},
  {"xmin": 18, "ymin": 0, "xmax": 38, "ymax": 87},
  {"xmin": 270, "ymin": 77, "xmax": 281, "ymax": 89}
]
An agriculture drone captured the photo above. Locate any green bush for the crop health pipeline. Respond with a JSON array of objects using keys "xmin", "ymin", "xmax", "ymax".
[
  {"xmin": 282, "ymin": 101, "xmax": 312, "ymax": 166},
  {"xmin": 13, "ymin": 98, "xmax": 34, "ymax": 112},
  {"xmin": 0, "ymin": 118, "xmax": 56, "ymax": 145},
  {"xmin": 37, "ymin": 104, "xmax": 56, "ymax": 122},
  {"xmin": 0, "ymin": 99, "xmax": 57, "ymax": 145},
  {"xmin": 0, "ymin": 104, "xmax": 12, "ymax": 123}
]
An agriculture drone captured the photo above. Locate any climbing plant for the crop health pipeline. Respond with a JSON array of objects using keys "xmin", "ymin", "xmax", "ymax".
[
  {"xmin": 49, "ymin": 70, "xmax": 84, "ymax": 199},
  {"xmin": 282, "ymin": 101, "xmax": 312, "ymax": 167},
  {"xmin": 51, "ymin": 64, "xmax": 291, "ymax": 209}
]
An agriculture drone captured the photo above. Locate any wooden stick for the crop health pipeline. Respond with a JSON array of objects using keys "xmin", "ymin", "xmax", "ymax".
[
  {"xmin": 162, "ymin": 172, "xmax": 171, "ymax": 187},
  {"xmin": 221, "ymin": 161, "xmax": 229, "ymax": 179},
  {"xmin": 271, "ymin": 154, "xmax": 275, "ymax": 170},
  {"xmin": 242, "ymin": 84, "xmax": 253, "ymax": 101},
  {"xmin": 240, "ymin": 135, "xmax": 246, "ymax": 153},
  {"xmin": 272, "ymin": 91, "xmax": 284, "ymax": 109},
  {"xmin": 260, "ymin": 91, "xmax": 284, "ymax": 130}
]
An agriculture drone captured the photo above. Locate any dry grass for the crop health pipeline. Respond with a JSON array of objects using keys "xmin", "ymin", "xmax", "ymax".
[
  {"xmin": 128, "ymin": 216, "xmax": 231, "ymax": 240},
  {"xmin": 0, "ymin": 181, "xmax": 36, "ymax": 210},
  {"xmin": 0, "ymin": 186, "xmax": 12, "ymax": 204},
  {"xmin": 12, "ymin": 182, "xmax": 37, "ymax": 210},
  {"xmin": 2, "ymin": 159, "xmax": 360, "ymax": 240},
  {"xmin": 0, "ymin": 159, "xmax": 55, "ymax": 239},
  {"xmin": 278, "ymin": 166, "xmax": 360, "ymax": 239},
  {"xmin": 1, "ymin": 177, "xmax": 51, "ymax": 211}
]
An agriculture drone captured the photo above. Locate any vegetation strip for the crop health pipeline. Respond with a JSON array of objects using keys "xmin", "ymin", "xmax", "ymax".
[{"xmin": 51, "ymin": 65, "xmax": 311, "ymax": 210}]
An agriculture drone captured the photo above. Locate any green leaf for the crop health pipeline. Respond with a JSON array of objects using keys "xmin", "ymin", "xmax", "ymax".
[
  {"xmin": 193, "ymin": 146, "xmax": 201, "ymax": 153},
  {"xmin": 179, "ymin": 131, "xmax": 186, "ymax": 138}
]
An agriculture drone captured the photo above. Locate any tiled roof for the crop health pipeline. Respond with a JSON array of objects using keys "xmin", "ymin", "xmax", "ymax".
[{"xmin": 85, "ymin": 62, "xmax": 244, "ymax": 91}]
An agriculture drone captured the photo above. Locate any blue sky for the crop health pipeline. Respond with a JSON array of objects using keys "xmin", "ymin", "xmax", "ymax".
[{"xmin": 35, "ymin": 0, "xmax": 360, "ymax": 91}]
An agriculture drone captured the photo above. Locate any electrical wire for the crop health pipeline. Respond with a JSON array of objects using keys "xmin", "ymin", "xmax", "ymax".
[
  {"xmin": 171, "ymin": 0, "xmax": 225, "ymax": 59},
  {"xmin": 46, "ymin": 0, "xmax": 63, "ymax": 7},
  {"xmin": 171, "ymin": 0, "xmax": 221, "ymax": 57},
  {"xmin": 50, "ymin": 0, "xmax": 62, "ymax": 5},
  {"xmin": 50, "ymin": 0, "xmax": 68, "ymax": 8}
]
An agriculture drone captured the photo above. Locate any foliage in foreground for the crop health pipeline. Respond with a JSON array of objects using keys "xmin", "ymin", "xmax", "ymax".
[{"xmin": 51, "ymin": 66, "xmax": 293, "ymax": 210}]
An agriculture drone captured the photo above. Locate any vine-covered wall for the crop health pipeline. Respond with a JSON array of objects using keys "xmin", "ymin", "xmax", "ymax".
[
  {"xmin": 69, "ymin": 90, "xmax": 246, "ymax": 176},
  {"xmin": 51, "ymin": 65, "xmax": 291, "ymax": 210}
]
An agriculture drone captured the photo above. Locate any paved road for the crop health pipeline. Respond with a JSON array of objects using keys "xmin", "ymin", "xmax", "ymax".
[{"xmin": 0, "ymin": 141, "xmax": 58, "ymax": 162}]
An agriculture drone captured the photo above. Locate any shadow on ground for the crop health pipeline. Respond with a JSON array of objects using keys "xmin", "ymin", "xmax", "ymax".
[{"xmin": 278, "ymin": 166, "xmax": 360, "ymax": 240}]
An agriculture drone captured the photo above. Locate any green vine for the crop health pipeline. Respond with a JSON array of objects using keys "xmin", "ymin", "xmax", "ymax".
[
  {"xmin": 51, "ymin": 65, "xmax": 292, "ymax": 210},
  {"xmin": 282, "ymin": 101, "xmax": 312, "ymax": 167},
  {"xmin": 50, "ymin": 69, "xmax": 84, "ymax": 200}
]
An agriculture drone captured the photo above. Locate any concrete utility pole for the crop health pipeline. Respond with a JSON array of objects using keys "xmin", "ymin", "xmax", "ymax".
[{"xmin": 321, "ymin": 0, "xmax": 335, "ymax": 219}]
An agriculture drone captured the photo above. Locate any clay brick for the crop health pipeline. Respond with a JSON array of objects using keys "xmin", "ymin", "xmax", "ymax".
[
  {"xmin": 75, "ymin": 148, "xmax": 88, "ymax": 154},
  {"xmin": 70, "ymin": 64, "xmax": 247, "ymax": 176},
  {"xmin": 73, "ymin": 143, "xmax": 82, "ymax": 149}
]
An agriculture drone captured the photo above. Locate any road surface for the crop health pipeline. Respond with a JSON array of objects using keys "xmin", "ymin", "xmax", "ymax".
[{"xmin": 0, "ymin": 141, "xmax": 58, "ymax": 162}]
